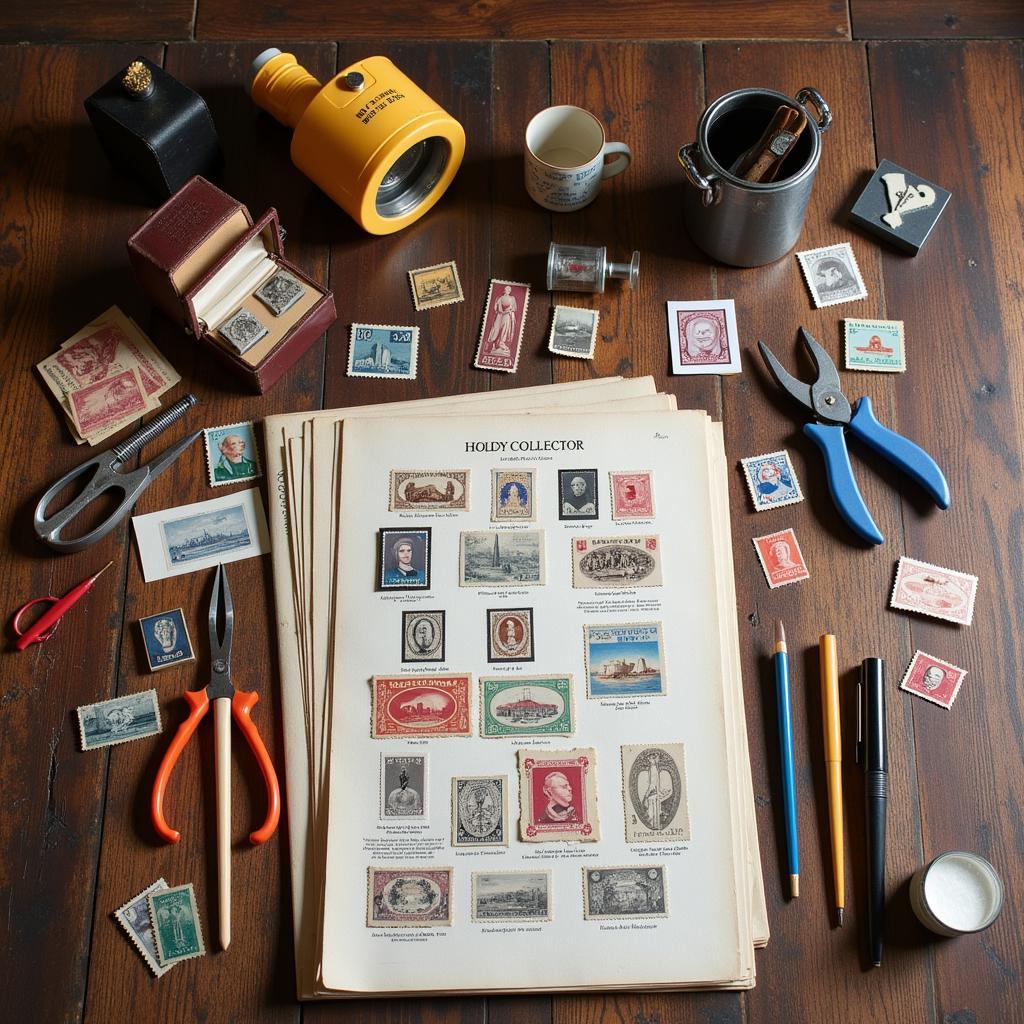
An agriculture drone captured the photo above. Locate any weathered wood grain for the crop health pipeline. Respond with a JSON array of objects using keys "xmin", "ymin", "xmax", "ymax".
[
  {"xmin": 0, "ymin": 1, "xmax": 194, "ymax": 43},
  {"xmin": 852, "ymin": 1, "xmax": 1024, "ymax": 39}
]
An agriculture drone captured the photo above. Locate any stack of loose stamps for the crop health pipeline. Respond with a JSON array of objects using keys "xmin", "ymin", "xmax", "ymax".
[
  {"xmin": 115, "ymin": 880, "xmax": 205, "ymax": 975},
  {"xmin": 36, "ymin": 306, "xmax": 180, "ymax": 445}
]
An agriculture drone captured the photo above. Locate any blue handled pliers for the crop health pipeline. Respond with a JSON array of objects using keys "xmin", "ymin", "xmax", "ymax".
[{"xmin": 757, "ymin": 329, "xmax": 950, "ymax": 545}]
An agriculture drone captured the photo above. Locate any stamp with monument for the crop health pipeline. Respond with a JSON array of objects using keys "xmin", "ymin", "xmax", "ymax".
[
  {"xmin": 138, "ymin": 608, "xmax": 194, "ymax": 672},
  {"xmin": 517, "ymin": 747, "xmax": 600, "ymax": 843},
  {"xmin": 367, "ymin": 867, "xmax": 453, "ymax": 927},
  {"xmin": 114, "ymin": 878, "xmax": 173, "ymax": 977},
  {"xmin": 348, "ymin": 324, "xmax": 419, "ymax": 380},
  {"xmin": 402, "ymin": 609, "xmax": 445, "ymax": 662},
  {"xmin": 492, "ymin": 469, "xmax": 536, "ymax": 522},
  {"xmin": 620, "ymin": 743, "xmax": 691, "ymax": 843},
  {"xmin": 471, "ymin": 870, "xmax": 552, "ymax": 922},
  {"xmin": 460, "ymin": 530, "xmax": 545, "ymax": 586},
  {"xmin": 480, "ymin": 676, "xmax": 574, "ymax": 738},
  {"xmin": 380, "ymin": 754, "xmax": 427, "ymax": 818},
  {"xmin": 451, "ymin": 775, "xmax": 508, "ymax": 847},
  {"xmin": 584, "ymin": 622, "xmax": 665, "ymax": 698},
  {"xmin": 147, "ymin": 882, "xmax": 205, "ymax": 966},
  {"xmin": 474, "ymin": 280, "xmax": 530, "ymax": 373},
  {"xmin": 571, "ymin": 536, "xmax": 663, "ymax": 588},
  {"xmin": 77, "ymin": 689, "xmax": 162, "ymax": 750},
  {"xmin": 408, "ymin": 260, "xmax": 464, "ymax": 310},
  {"xmin": 486, "ymin": 607, "xmax": 534, "ymax": 662},
  {"xmin": 371, "ymin": 675, "xmax": 472, "ymax": 738},
  {"xmin": 390, "ymin": 470, "xmax": 468, "ymax": 511},
  {"xmin": 609, "ymin": 471, "xmax": 655, "ymax": 520},
  {"xmin": 583, "ymin": 866, "xmax": 668, "ymax": 920}
]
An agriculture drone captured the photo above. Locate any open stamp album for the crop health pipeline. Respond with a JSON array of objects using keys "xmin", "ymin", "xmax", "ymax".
[{"xmin": 265, "ymin": 378, "xmax": 766, "ymax": 997}]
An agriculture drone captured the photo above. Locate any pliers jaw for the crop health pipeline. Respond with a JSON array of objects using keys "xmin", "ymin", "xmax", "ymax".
[{"xmin": 758, "ymin": 329, "xmax": 852, "ymax": 426}]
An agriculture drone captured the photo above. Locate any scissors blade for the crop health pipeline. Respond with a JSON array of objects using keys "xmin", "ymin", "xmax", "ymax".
[
  {"xmin": 141, "ymin": 429, "xmax": 202, "ymax": 482},
  {"xmin": 208, "ymin": 565, "xmax": 234, "ymax": 691},
  {"xmin": 800, "ymin": 328, "xmax": 852, "ymax": 425}
]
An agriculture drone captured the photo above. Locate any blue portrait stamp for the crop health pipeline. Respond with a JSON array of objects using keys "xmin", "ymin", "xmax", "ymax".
[
  {"xmin": 739, "ymin": 449, "xmax": 803, "ymax": 511},
  {"xmin": 379, "ymin": 527, "xmax": 431, "ymax": 590},
  {"xmin": 77, "ymin": 689, "xmax": 162, "ymax": 750},
  {"xmin": 203, "ymin": 421, "xmax": 262, "ymax": 487},
  {"xmin": 584, "ymin": 622, "xmax": 666, "ymax": 698},
  {"xmin": 844, "ymin": 318, "xmax": 906, "ymax": 372},
  {"xmin": 347, "ymin": 324, "xmax": 419, "ymax": 380},
  {"xmin": 138, "ymin": 608, "xmax": 195, "ymax": 672}
]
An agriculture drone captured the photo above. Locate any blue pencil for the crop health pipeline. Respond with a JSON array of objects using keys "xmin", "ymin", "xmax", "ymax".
[{"xmin": 774, "ymin": 620, "xmax": 799, "ymax": 898}]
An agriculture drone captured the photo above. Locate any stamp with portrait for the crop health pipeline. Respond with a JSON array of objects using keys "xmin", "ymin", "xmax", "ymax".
[
  {"xmin": 666, "ymin": 299, "xmax": 741, "ymax": 375},
  {"xmin": 584, "ymin": 622, "xmax": 665, "ymax": 698},
  {"xmin": 609, "ymin": 471, "xmax": 655, "ymax": 520},
  {"xmin": 899, "ymin": 651, "xmax": 967, "ymax": 710},
  {"xmin": 480, "ymin": 676, "xmax": 574, "ymax": 738},
  {"xmin": 844, "ymin": 318, "xmax": 906, "ymax": 372},
  {"xmin": 367, "ymin": 867, "xmax": 453, "ymax": 927},
  {"xmin": 486, "ymin": 607, "xmax": 534, "ymax": 662},
  {"xmin": 890, "ymin": 556, "xmax": 977, "ymax": 626},
  {"xmin": 471, "ymin": 870, "xmax": 552, "ymax": 922},
  {"xmin": 491, "ymin": 469, "xmax": 536, "ymax": 522},
  {"xmin": 138, "ymin": 608, "xmax": 195, "ymax": 672},
  {"xmin": 517, "ymin": 747, "xmax": 600, "ymax": 843},
  {"xmin": 378, "ymin": 527, "xmax": 431, "ymax": 591},
  {"xmin": 408, "ymin": 260, "xmax": 464, "ymax": 311},
  {"xmin": 558, "ymin": 468, "xmax": 599, "ymax": 520},
  {"xmin": 451, "ymin": 775, "xmax": 508, "ymax": 847},
  {"xmin": 380, "ymin": 753, "xmax": 428, "ymax": 818},
  {"xmin": 796, "ymin": 242, "xmax": 868, "ymax": 308},
  {"xmin": 474, "ymin": 280, "xmax": 530, "ymax": 373},
  {"xmin": 402, "ymin": 610, "xmax": 445, "ymax": 662},
  {"xmin": 752, "ymin": 528, "xmax": 810, "ymax": 589},
  {"xmin": 390, "ymin": 470, "xmax": 468, "ymax": 511},
  {"xmin": 348, "ymin": 324, "xmax": 419, "ymax": 380},
  {"xmin": 460, "ymin": 530, "xmax": 545, "ymax": 587},
  {"xmin": 371, "ymin": 675, "xmax": 472, "ymax": 738},
  {"xmin": 203, "ymin": 420, "xmax": 262, "ymax": 487},
  {"xmin": 77, "ymin": 689, "xmax": 162, "ymax": 750},
  {"xmin": 114, "ymin": 878, "xmax": 173, "ymax": 977},
  {"xmin": 571, "ymin": 536, "xmax": 663, "ymax": 589},
  {"xmin": 548, "ymin": 306, "xmax": 600, "ymax": 359},
  {"xmin": 582, "ymin": 866, "xmax": 668, "ymax": 920},
  {"xmin": 147, "ymin": 883, "xmax": 205, "ymax": 966},
  {"xmin": 739, "ymin": 450, "xmax": 803, "ymax": 512},
  {"xmin": 620, "ymin": 743, "xmax": 691, "ymax": 843}
]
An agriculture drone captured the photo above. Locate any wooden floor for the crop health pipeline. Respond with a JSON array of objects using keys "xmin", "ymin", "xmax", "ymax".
[{"xmin": 1, "ymin": 3, "xmax": 1022, "ymax": 1023}]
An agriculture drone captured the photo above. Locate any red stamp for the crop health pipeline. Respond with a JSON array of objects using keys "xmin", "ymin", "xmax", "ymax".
[
  {"xmin": 752, "ymin": 528, "xmax": 810, "ymax": 589},
  {"xmin": 68, "ymin": 367, "xmax": 150, "ymax": 438},
  {"xmin": 890, "ymin": 556, "xmax": 978, "ymax": 626},
  {"xmin": 666, "ymin": 300, "xmax": 741, "ymax": 375},
  {"xmin": 899, "ymin": 651, "xmax": 967, "ymax": 709},
  {"xmin": 474, "ymin": 279, "xmax": 530, "ymax": 373},
  {"xmin": 371, "ymin": 675, "xmax": 472, "ymax": 737},
  {"xmin": 367, "ymin": 867, "xmax": 453, "ymax": 927},
  {"xmin": 609, "ymin": 471, "xmax": 655, "ymax": 521},
  {"xmin": 517, "ymin": 747, "xmax": 600, "ymax": 842}
]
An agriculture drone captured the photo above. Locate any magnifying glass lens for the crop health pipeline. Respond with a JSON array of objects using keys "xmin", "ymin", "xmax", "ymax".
[{"xmin": 375, "ymin": 137, "xmax": 450, "ymax": 219}]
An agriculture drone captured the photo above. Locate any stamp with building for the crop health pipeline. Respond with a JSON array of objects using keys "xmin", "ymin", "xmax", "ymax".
[
  {"xmin": 844, "ymin": 318, "xmax": 906, "ymax": 372},
  {"xmin": 451, "ymin": 775, "xmax": 508, "ymax": 847},
  {"xmin": 367, "ymin": 867, "xmax": 453, "ymax": 927},
  {"xmin": 390, "ymin": 470, "xmax": 468, "ymax": 511},
  {"xmin": 471, "ymin": 870, "xmax": 552, "ymax": 922},
  {"xmin": 582, "ymin": 866, "xmax": 668, "ymax": 920},
  {"xmin": 548, "ymin": 306, "xmax": 600, "ymax": 359},
  {"xmin": 572, "ymin": 536, "xmax": 663, "ymax": 589},
  {"xmin": 371, "ymin": 675, "xmax": 472, "ymax": 738},
  {"xmin": 480, "ymin": 676, "xmax": 574, "ymax": 738},
  {"xmin": 348, "ymin": 324, "xmax": 419, "ymax": 379},
  {"xmin": 584, "ymin": 622, "xmax": 665, "ymax": 698}
]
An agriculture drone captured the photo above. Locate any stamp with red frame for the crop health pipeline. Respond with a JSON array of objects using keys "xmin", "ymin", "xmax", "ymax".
[
  {"xmin": 68, "ymin": 366, "xmax": 152, "ymax": 439},
  {"xmin": 367, "ymin": 867, "xmax": 453, "ymax": 927},
  {"xmin": 371, "ymin": 675, "xmax": 472, "ymax": 737},
  {"xmin": 666, "ymin": 299, "xmax": 741, "ymax": 375},
  {"xmin": 890, "ymin": 556, "xmax": 978, "ymax": 626},
  {"xmin": 752, "ymin": 528, "xmax": 810, "ymax": 589},
  {"xmin": 517, "ymin": 747, "xmax": 600, "ymax": 842},
  {"xmin": 474, "ymin": 280, "xmax": 530, "ymax": 373},
  {"xmin": 899, "ymin": 650, "xmax": 967, "ymax": 709},
  {"xmin": 609, "ymin": 471, "xmax": 655, "ymax": 520}
]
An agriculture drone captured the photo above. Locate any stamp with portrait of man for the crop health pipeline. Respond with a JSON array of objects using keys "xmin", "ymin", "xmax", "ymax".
[
  {"xmin": 666, "ymin": 299, "xmax": 741, "ymax": 375},
  {"xmin": 378, "ymin": 528, "xmax": 431, "ymax": 591},
  {"xmin": 486, "ymin": 607, "xmax": 534, "ymax": 662},
  {"xmin": 558, "ymin": 468, "xmax": 599, "ymax": 521},
  {"xmin": 517, "ymin": 747, "xmax": 600, "ymax": 843},
  {"xmin": 203, "ymin": 421, "xmax": 262, "ymax": 487},
  {"xmin": 796, "ymin": 242, "xmax": 868, "ymax": 308},
  {"xmin": 138, "ymin": 608, "xmax": 195, "ymax": 672},
  {"xmin": 752, "ymin": 528, "xmax": 810, "ymax": 589},
  {"xmin": 402, "ymin": 610, "xmax": 445, "ymax": 662},
  {"xmin": 899, "ymin": 650, "xmax": 967, "ymax": 710}
]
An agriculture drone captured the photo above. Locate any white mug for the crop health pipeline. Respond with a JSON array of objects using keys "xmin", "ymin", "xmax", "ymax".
[{"xmin": 524, "ymin": 105, "xmax": 632, "ymax": 212}]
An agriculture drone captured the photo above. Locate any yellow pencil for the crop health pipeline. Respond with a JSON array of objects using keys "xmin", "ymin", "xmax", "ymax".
[{"xmin": 820, "ymin": 633, "xmax": 844, "ymax": 926}]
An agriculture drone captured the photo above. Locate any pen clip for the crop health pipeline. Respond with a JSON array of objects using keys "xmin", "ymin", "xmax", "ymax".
[{"xmin": 855, "ymin": 671, "xmax": 864, "ymax": 766}]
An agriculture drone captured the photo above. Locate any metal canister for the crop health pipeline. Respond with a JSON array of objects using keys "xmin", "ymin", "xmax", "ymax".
[{"xmin": 678, "ymin": 86, "xmax": 831, "ymax": 267}]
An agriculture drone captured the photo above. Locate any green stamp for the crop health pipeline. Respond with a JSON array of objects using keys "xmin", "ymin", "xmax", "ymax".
[
  {"xmin": 480, "ymin": 675, "xmax": 574, "ymax": 738},
  {"xmin": 147, "ymin": 882, "xmax": 206, "ymax": 966}
]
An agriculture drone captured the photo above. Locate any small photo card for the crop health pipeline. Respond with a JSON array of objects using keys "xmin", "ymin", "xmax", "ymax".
[
  {"xmin": 348, "ymin": 324, "xmax": 419, "ymax": 380},
  {"xmin": 900, "ymin": 650, "xmax": 967, "ymax": 710},
  {"xmin": 752, "ymin": 528, "xmax": 810, "ymax": 589},
  {"xmin": 739, "ymin": 450, "xmax": 803, "ymax": 511},
  {"xmin": 845, "ymin": 318, "xmax": 905, "ymax": 372},
  {"xmin": 77, "ymin": 689, "xmax": 162, "ymax": 750},
  {"xmin": 203, "ymin": 421, "xmax": 262, "ymax": 486},
  {"xmin": 796, "ymin": 242, "xmax": 868, "ymax": 308},
  {"xmin": 890, "ymin": 555, "xmax": 978, "ymax": 626},
  {"xmin": 379, "ymin": 528, "xmax": 431, "ymax": 591},
  {"xmin": 408, "ymin": 260, "xmax": 464, "ymax": 311},
  {"xmin": 474, "ymin": 280, "xmax": 530, "ymax": 373},
  {"xmin": 138, "ymin": 608, "xmax": 195, "ymax": 672},
  {"xmin": 666, "ymin": 299, "xmax": 741, "ymax": 375},
  {"xmin": 548, "ymin": 306, "xmax": 600, "ymax": 359}
]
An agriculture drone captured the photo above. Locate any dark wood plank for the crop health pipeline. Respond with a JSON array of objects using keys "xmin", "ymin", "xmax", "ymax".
[
  {"xmin": 197, "ymin": 1, "xmax": 849, "ymax": 42},
  {"xmin": 0, "ymin": 1, "xmax": 194, "ymax": 43},
  {"xmin": 867, "ymin": 40, "xmax": 1024, "ymax": 1024},
  {"xmin": 852, "ymin": 1, "xmax": 1024, "ymax": 39}
]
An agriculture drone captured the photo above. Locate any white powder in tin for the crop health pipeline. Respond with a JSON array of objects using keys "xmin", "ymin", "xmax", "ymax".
[{"xmin": 924, "ymin": 854, "xmax": 1000, "ymax": 932}]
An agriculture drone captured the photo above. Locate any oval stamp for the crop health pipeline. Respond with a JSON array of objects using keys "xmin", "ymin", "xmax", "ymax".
[
  {"xmin": 371, "ymin": 675, "xmax": 472, "ymax": 737},
  {"xmin": 582, "ymin": 866, "xmax": 668, "ymax": 920},
  {"xmin": 486, "ymin": 607, "xmax": 534, "ymax": 663},
  {"xmin": 367, "ymin": 867, "xmax": 453, "ymax": 927},
  {"xmin": 390, "ymin": 470, "xmax": 468, "ymax": 511},
  {"xmin": 620, "ymin": 742, "xmax": 691, "ymax": 843},
  {"xmin": 471, "ymin": 870, "xmax": 551, "ymax": 922},
  {"xmin": 402, "ymin": 610, "xmax": 445, "ymax": 662},
  {"xmin": 452, "ymin": 775, "xmax": 508, "ymax": 847},
  {"xmin": 844, "ymin": 318, "xmax": 906, "ymax": 372},
  {"xmin": 517, "ymin": 747, "xmax": 600, "ymax": 843},
  {"xmin": 571, "ymin": 536, "xmax": 662, "ymax": 588},
  {"xmin": 890, "ymin": 555, "xmax": 977, "ymax": 626},
  {"xmin": 480, "ymin": 676, "xmax": 574, "ymax": 738}
]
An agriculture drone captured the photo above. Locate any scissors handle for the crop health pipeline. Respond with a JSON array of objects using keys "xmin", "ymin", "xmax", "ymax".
[
  {"xmin": 152, "ymin": 688, "xmax": 210, "ymax": 844},
  {"xmin": 231, "ymin": 689, "xmax": 281, "ymax": 845},
  {"xmin": 12, "ymin": 597, "xmax": 61, "ymax": 646}
]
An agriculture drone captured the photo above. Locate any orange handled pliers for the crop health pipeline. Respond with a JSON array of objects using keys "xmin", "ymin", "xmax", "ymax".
[{"xmin": 151, "ymin": 563, "xmax": 280, "ymax": 950}]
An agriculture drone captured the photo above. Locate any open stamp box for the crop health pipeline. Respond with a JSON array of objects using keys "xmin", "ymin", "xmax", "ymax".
[{"xmin": 128, "ymin": 175, "xmax": 336, "ymax": 392}]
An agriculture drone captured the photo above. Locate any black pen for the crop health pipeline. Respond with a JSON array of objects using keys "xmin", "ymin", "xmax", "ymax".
[{"xmin": 858, "ymin": 657, "xmax": 887, "ymax": 967}]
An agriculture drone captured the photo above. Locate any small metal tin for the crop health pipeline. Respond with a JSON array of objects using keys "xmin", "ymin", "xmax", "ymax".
[
  {"xmin": 255, "ymin": 270, "xmax": 305, "ymax": 316},
  {"xmin": 910, "ymin": 851, "xmax": 1004, "ymax": 937},
  {"xmin": 219, "ymin": 309, "xmax": 268, "ymax": 354},
  {"xmin": 546, "ymin": 242, "xmax": 639, "ymax": 293}
]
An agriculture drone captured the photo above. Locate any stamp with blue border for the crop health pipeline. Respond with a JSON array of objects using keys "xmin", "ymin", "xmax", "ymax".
[
  {"xmin": 348, "ymin": 324, "xmax": 419, "ymax": 380},
  {"xmin": 584, "ymin": 623, "xmax": 666, "ymax": 698},
  {"xmin": 138, "ymin": 608, "xmax": 195, "ymax": 672},
  {"xmin": 739, "ymin": 449, "xmax": 804, "ymax": 511}
]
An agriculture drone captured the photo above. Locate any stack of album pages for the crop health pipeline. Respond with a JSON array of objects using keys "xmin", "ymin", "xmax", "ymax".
[{"xmin": 265, "ymin": 377, "xmax": 768, "ymax": 998}]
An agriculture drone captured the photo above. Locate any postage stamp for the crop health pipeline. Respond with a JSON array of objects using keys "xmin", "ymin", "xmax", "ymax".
[
  {"xmin": 203, "ymin": 421, "xmax": 262, "ymax": 486},
  {"xmin": 380, "ymin": 754, "xmax": 428, "ymax": 818},
  {"xmin": 147, "ymin": 883, "xmax": 205, "ymax": 966},
  {"xmin": 348, "ymin": 324, "xmax": 419, "ymax": 380},
  {"xmin": 796, "ymin": 243, "xmax": 868, "ymax": 308},
  {"xmin": 739, "ymin": 450, "xmax": 804, "ymax": 511},
  {"xmin": 517, "ymin": 747, "xmax": 600, "ymax": 843},
  {"xmin": 480, "ymin": 676, "xmax": 574, "ymax": 738},
  {"xmin": 161, "ymin": 502, "xmax": 252, "ymax": 568},
  {"xmin": 844, "ymin": 318, "xmax": 906, "ymax": 372},
  {"xmin": 390, "ymin": 470, "xmax": 468, "ymax": 511},
  {"xmin": 899, "ymin": 650, "xmax": 968, "ymax": 710},
  {"xmin": 621, "ymin": 743, "xmax": 691, "ymax": 843},
  {"xmin": 68, "ymin": 366, "xmax": 151, "ymax": 438},
  {"xmin": 572, "ymin": 536, "xmax": 663, "ymax": 589},
  {"xmin": 367, "ymin": 867, "xmax": 453, "ymax": 927},
  {"xmin": 402, "ymin": 610, "xmax": 445, "ymax": 662},
  {"xmin": 474, "ymin": 280, "xmax": 530, "ymax": 373},
  {"xmin": 890, "ymin": 556, "xmax": 978, "ymax": 626},
  {"xmin": 486, "ymin": 607, "xmax": 535, "ymax": 662},
  {"xmin": 558, "ymin": 468, "xmax": 599, "ymax": 520},
  {"xmin": 460, "ymin": 530, "xmax": 545, "ymax": 586},
  {"xmin": 451, "ymin": 775, "xmax": 508, "ymax": 847},
  {"xmin": 408, "ymin": 260, "xmax": 464, "ymax": 311},
  {"xmin": 491, "ymin": 469, "xmax": 536, "ymax": 522},
  {"xmin": 138, "ymin": 608, "xmax": 194, "ymax": 672},
  {"xmin": 609, "ymin": 471, "xmax": 655, "ymax": 520},
  {"xmin": 583, "ymin": 866, "xmax": 668, "ymax": 920},
  {"xmin": 219, "ymin": 308, "xmax": 268, "ymax": 354},
  {"xmin": 379, "ymin": 527, "xmax": 432, "ymax": 590},
  {"xmin": 752, "ymin": 528, "xmax": 810, "ymax": 588},
  {"xmin": 471, "ymin": 870, "xmax": 552, "ymax": 922},
  {"xmin": 371, "ymin": 675, "xmax": 472, "ymax": 738},
  {"xmin": 77, "ymin": 689, "xmax": 162, "ymax": 750},
  {"xmin": 548, "ymin": 306, "xmax": 600, "ymax": 359},
  {"xmin": 114, "ymin": 878, "xmax": 173, "ymax": 977},
  {"xmin": 584, "ymin": 623, "xmax": 665, "ymax": 698},
  {"xmin": 666, "ymin": 299, "xmax": 742, "ymax": 375},
  {"xmin": 254, "ymin": 269, "xmax": 305, "ymax": 316}
]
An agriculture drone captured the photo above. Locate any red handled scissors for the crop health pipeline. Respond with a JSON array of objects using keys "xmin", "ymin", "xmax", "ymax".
[
  {"xmin": 151, "ymin": 563, "xmax": 280, "ymax": 950},
  {"xmin": 11, "ymin": 561, "xmax": 113, "ymax": 650}
]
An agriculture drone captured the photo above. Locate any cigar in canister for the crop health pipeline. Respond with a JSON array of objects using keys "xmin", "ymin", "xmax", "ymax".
[{"xmin": 729, "ymin": 104, "xmax": 808, "ymax": 183}]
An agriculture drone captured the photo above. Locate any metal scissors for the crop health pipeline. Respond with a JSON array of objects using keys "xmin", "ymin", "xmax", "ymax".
[
  {"xmin": 758, "ymin": 328, "xmax": 950, "ymax": 544},
  {"xmin": 33, "ymin": 394, "xmax": 200, "ymax": 553},
  {"xmin": 151, "ymin": 564, "xmax": 281, "ymax": 951}
]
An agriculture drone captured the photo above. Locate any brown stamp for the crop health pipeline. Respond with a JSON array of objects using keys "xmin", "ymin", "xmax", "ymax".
[
  {"xmin": 609, "ymin": 471, "xmax": 655, "ymax": 520},
  {"xmin": 474, "ymin": 280, "xmax": 530, "ymax": 373},
  {"xmin": 367, "ymin": 867, "xmax": 453, "ymax": 927},
  {"xmin": 486, "ymin": 607, "xmax": 534, "ymax": 662},
  {"xmin": 390, "ymin": 470, "xmax": 469, "ymax": 511},
  {"xmin": 890, "ymin": 556, "xmax": 978, "ymax": 626},
  {"xmin": 371, "ymin": 675, "xmax": 472, "ymax": 737},
  {"xmin": 517, "ymin": 747, "xmax": 600, "ymax": 843},
  {"xmin": 408, "ymin": 260, "xmax": 464, "ymax": 311},
  {"xmin": 752, "ymin": 528, "xmax": 810, "ymax": 589},
  {"xmin": 571, "ymin": 536, "xmax": 663, "ymax": 588}
]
